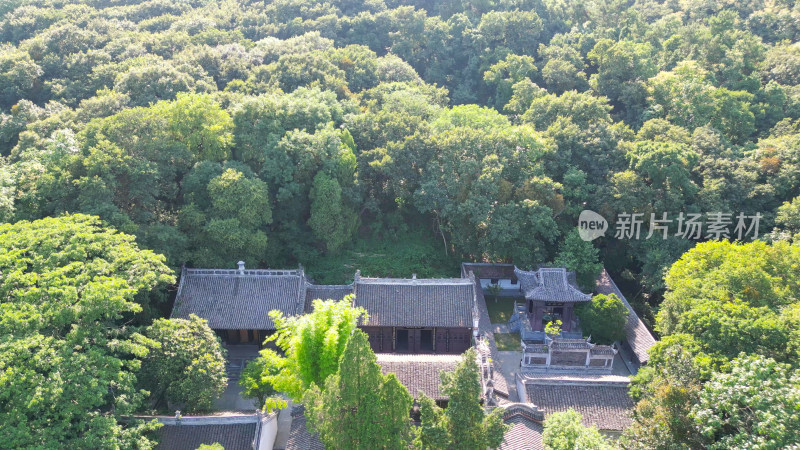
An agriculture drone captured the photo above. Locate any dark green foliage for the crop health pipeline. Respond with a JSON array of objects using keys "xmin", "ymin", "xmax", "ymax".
[
  {"xmin": 552, "ymin": 230, "xmax": 602, "ymax": 291},
  {"xmin": 575, "ymin": 294, "xmax": 628, "ymax": 345}
]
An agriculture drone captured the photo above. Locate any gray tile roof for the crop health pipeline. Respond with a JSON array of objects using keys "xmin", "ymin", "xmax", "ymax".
[
  {"xmin": 525, "ymin": 384, "xmax": 634, "ymax": 431},
  {"xmin": 156, "ymin": 423, "xmax": 256, "ymax": 450},
  {"xmin": 375, "ymin": 353, "xmax": 461, "ymax": 400},
  {"xmin": 304, "ymin": 284, "xmax": 353, "ymax": 313},
  {"xmin": 515, "ymin": 267, "xmax": 592, "ymax": 303},
  {"xmin": 500, "ymin": 415, "xmax": 544, "ymax": 450},
  {"xmin": 353, "ymin": 273, "xmax": 477, "ymax": 328},
  {"xmin": 595, "ymin": 269, "xmax": 656, "ymax": 364},
  {"xmin": 171, "ymin": 267, "xmax": 305, "ymax": 330},
  {"xmin": 284, "ymin": 406, "xmax": 324, "ymax": 450}
]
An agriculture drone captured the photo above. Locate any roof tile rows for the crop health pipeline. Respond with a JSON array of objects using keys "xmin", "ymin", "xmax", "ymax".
[
  {"xmin": 304, "ymin": 284, "xmax": 353, "ymax": 313},
  {"xmin": 172, "ymin": 268, "xmax": 305, "ymax": 330},
  {"xmin": 353, "ymin": 276, "xmax": 476, "ymax": 328},
  {"xmin": 515, "ymin": 267, "xmax": 592, "ymax": 303},
  {"xmin": 499, "ymin": 415, "xmax": 544, "ymax": 450},
  {"xmin": 525, "ymin": 383, "xmax": 634, "ymax": 431},
  {"xmin": 595, "ymin": 269, "xmax": 656, "ymax": 364},
  {"xmin": 156, "ymin": 423, "xmax": 256, "ymax": 450},
  {"xmin": 283, "ymin": 406, "xmax": 324, "ymax": 450},
  {"xmin": 375, "ymin": 353, "xmax": 461, "ymax": 400}
]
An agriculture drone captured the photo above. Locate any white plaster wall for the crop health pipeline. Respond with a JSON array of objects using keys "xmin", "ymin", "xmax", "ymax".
[
  {"xmin": 257, "ymin": 413, "xmax": 278, "ymax": 450},
  {"xmin": 479, "ymin": 279, "xmax": 519, "ymax": 290}
]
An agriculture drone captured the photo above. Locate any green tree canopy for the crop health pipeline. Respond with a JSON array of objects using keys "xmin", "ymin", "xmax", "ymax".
[
  {"xmin": 267, "ymin": 297, "xmax": 367, "ymax": 400},
  {"xmin": 413, "ymin": 348, "xmax": 508, "ymax": 449},
  {"xmin": 575, "ymin": 294, "xmax": 628, "ymax": 345},
  {"xmin": 691, "ymin": 354, "xmax": 800, "ymax": 449},
  {"xmin": 0, "ymin": 214, "xmax": 173, "ymax": 447},
  {"xmin": 542, "ymin": 409, "xmax": 612, "ymax": 450},
  {"xmin": 138, "ymin": 315, "xmax": 228, "ymax": 413},
  {"xmin": 304, "ymin": 329, "xmax": 413, "ymax": 449}
]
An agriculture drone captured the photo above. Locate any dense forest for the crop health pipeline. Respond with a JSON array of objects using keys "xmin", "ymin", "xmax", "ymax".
[{"xmin": 2, "ymin": 0, "xmax": 800, "ymax": 300}]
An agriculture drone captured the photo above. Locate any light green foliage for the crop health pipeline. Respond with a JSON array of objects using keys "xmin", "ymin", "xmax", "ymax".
[
  {"xmin": 658, "ymin": 240, "xmax": 800, "ymax": 365},
  {"xmin": 413, "ymin": 348, "xmax": 508, "ymax": 449},
  {"xmin": 773, "ymin": 194, "xmax": 800, "ymax": 241},
  {"xmin": 623, "ymin": 336, "xmax": 708, "ymax": 449},
  {"xmin": 0, "ymin": 215, "xmax": 172, "ymax": 448},
  {"xmin": 196, "ymin": 444, "xmax": 224, "ymax": 450},
  {"xmin": 691, "ymin": 355, "xmax": 800, "ymax": 449},
  {"xmin": 139, "ymin": 315, "xmax": 228, "ymax": 413},
  {"xmin": 588, "ymin": 39, "xmax": 656, "ymax": 124},
  {"xmin": 267, "ymin": 297, "xmax": 367, "ymax": 401},
  {"xmin": 180, "ymin": 167, "xmax": 272, "ymax": 267},
  {"xmin": 431, "ymin": 104, "xmax": 511, "ymax": 132},
  {"xmin": 0, "ymin": 44, "xmax": 42, "ymax": 108},
  {"xmin": 575, "ymin": 294, "xmax": 628, "ymax": 345},
  {"xmin": 553, "ymin": 230, "xmax": 602, "ymax": 291},
  {"xmin": 545, "ymin": 319, "xmax": 563, "ymax": 336},
  {"xmin": 304, "ymin": 330, "xmax": 413, "ymax": 449},
  {"xmin": 542, "ymin": 409, "xmax": 612, "ymax": 450},
  {"xmin": 483, "ymin": 54, "xmax": 538, "ymax": 109},
  {"xmin": 164, "ymin": 92, "xmax": 233, "ymax": 162},
  {"xmin": 240, "ymin": 348, "xmax": 285, "ymax": 407}
]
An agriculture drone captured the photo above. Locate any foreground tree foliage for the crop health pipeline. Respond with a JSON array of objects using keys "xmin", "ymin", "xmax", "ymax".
[
  {"xmin": 658, "ymin": 240, "xmax": 800, "ymax": 365},
  {"xmin": 138, "ymin": 315, "xmax": 227, "ymax": 413},
  {"xmin": 625, "ymin": 241, "xmax": 800, "ymax": 448},
  {"xmin": 259, "ymin": 297, "xmax": 367, "ymax": 401},
  {"xmin": 692, "ymin": 354, "xmax": 800, "ymax": 449},
  {"xmin": 304, "ymin": 330, "xmax": 413, "ymax": 449},
  {"xmin": 413, "ymin": 348, "xmax": 508, "ymax": 449},
  {"xmin": 541, "ymin": 409, "xmax": 612, "ymax": 450},
  {"xmin": 0, "ymin": 215, "xmax": 173, "ymax": 448},
  {"xmin": 239, "ymin": 348, "xmax": 286, "ymax": 408}
]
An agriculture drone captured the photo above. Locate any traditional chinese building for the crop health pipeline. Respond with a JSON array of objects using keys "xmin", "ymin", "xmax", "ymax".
[
  {"xmin": 353, "ymin": 271, "xmax": 479, "ymax": 354},
  {"xmin": 513, "ymin": 267, "xmax": 592, "ymax": 332},
  {"xmin": 171, "ymin": 262, "xmax": 306, "ymax": 344}
]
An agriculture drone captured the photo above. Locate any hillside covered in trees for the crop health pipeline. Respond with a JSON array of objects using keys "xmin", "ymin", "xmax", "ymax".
[
  {"xmin": 2, "ymin": 0, "xmax": 800, "ymax": 448},
  {"xmin": 1, "ymin": 0, "xmax": 800, "ymax": 304}
]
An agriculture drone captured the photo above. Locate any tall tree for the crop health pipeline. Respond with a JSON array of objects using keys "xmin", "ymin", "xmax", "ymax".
[
  {"xmin": 413, "ymin": 348, "xmax": 508, "ymax": 449},
  {"xmin": 304, "ymin": 330, "xmax": 413, "ymax": 449},
  {"xmin": 0, "ymin": 215, "xmax": 173, "ymax": 448},
  {"xmin": 552, "ymin": 230, "xmax": 603, "ymax": 291},
  {"xmin": 308, "ymin": 172, "xmax": 358, "ymax": 253}
]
